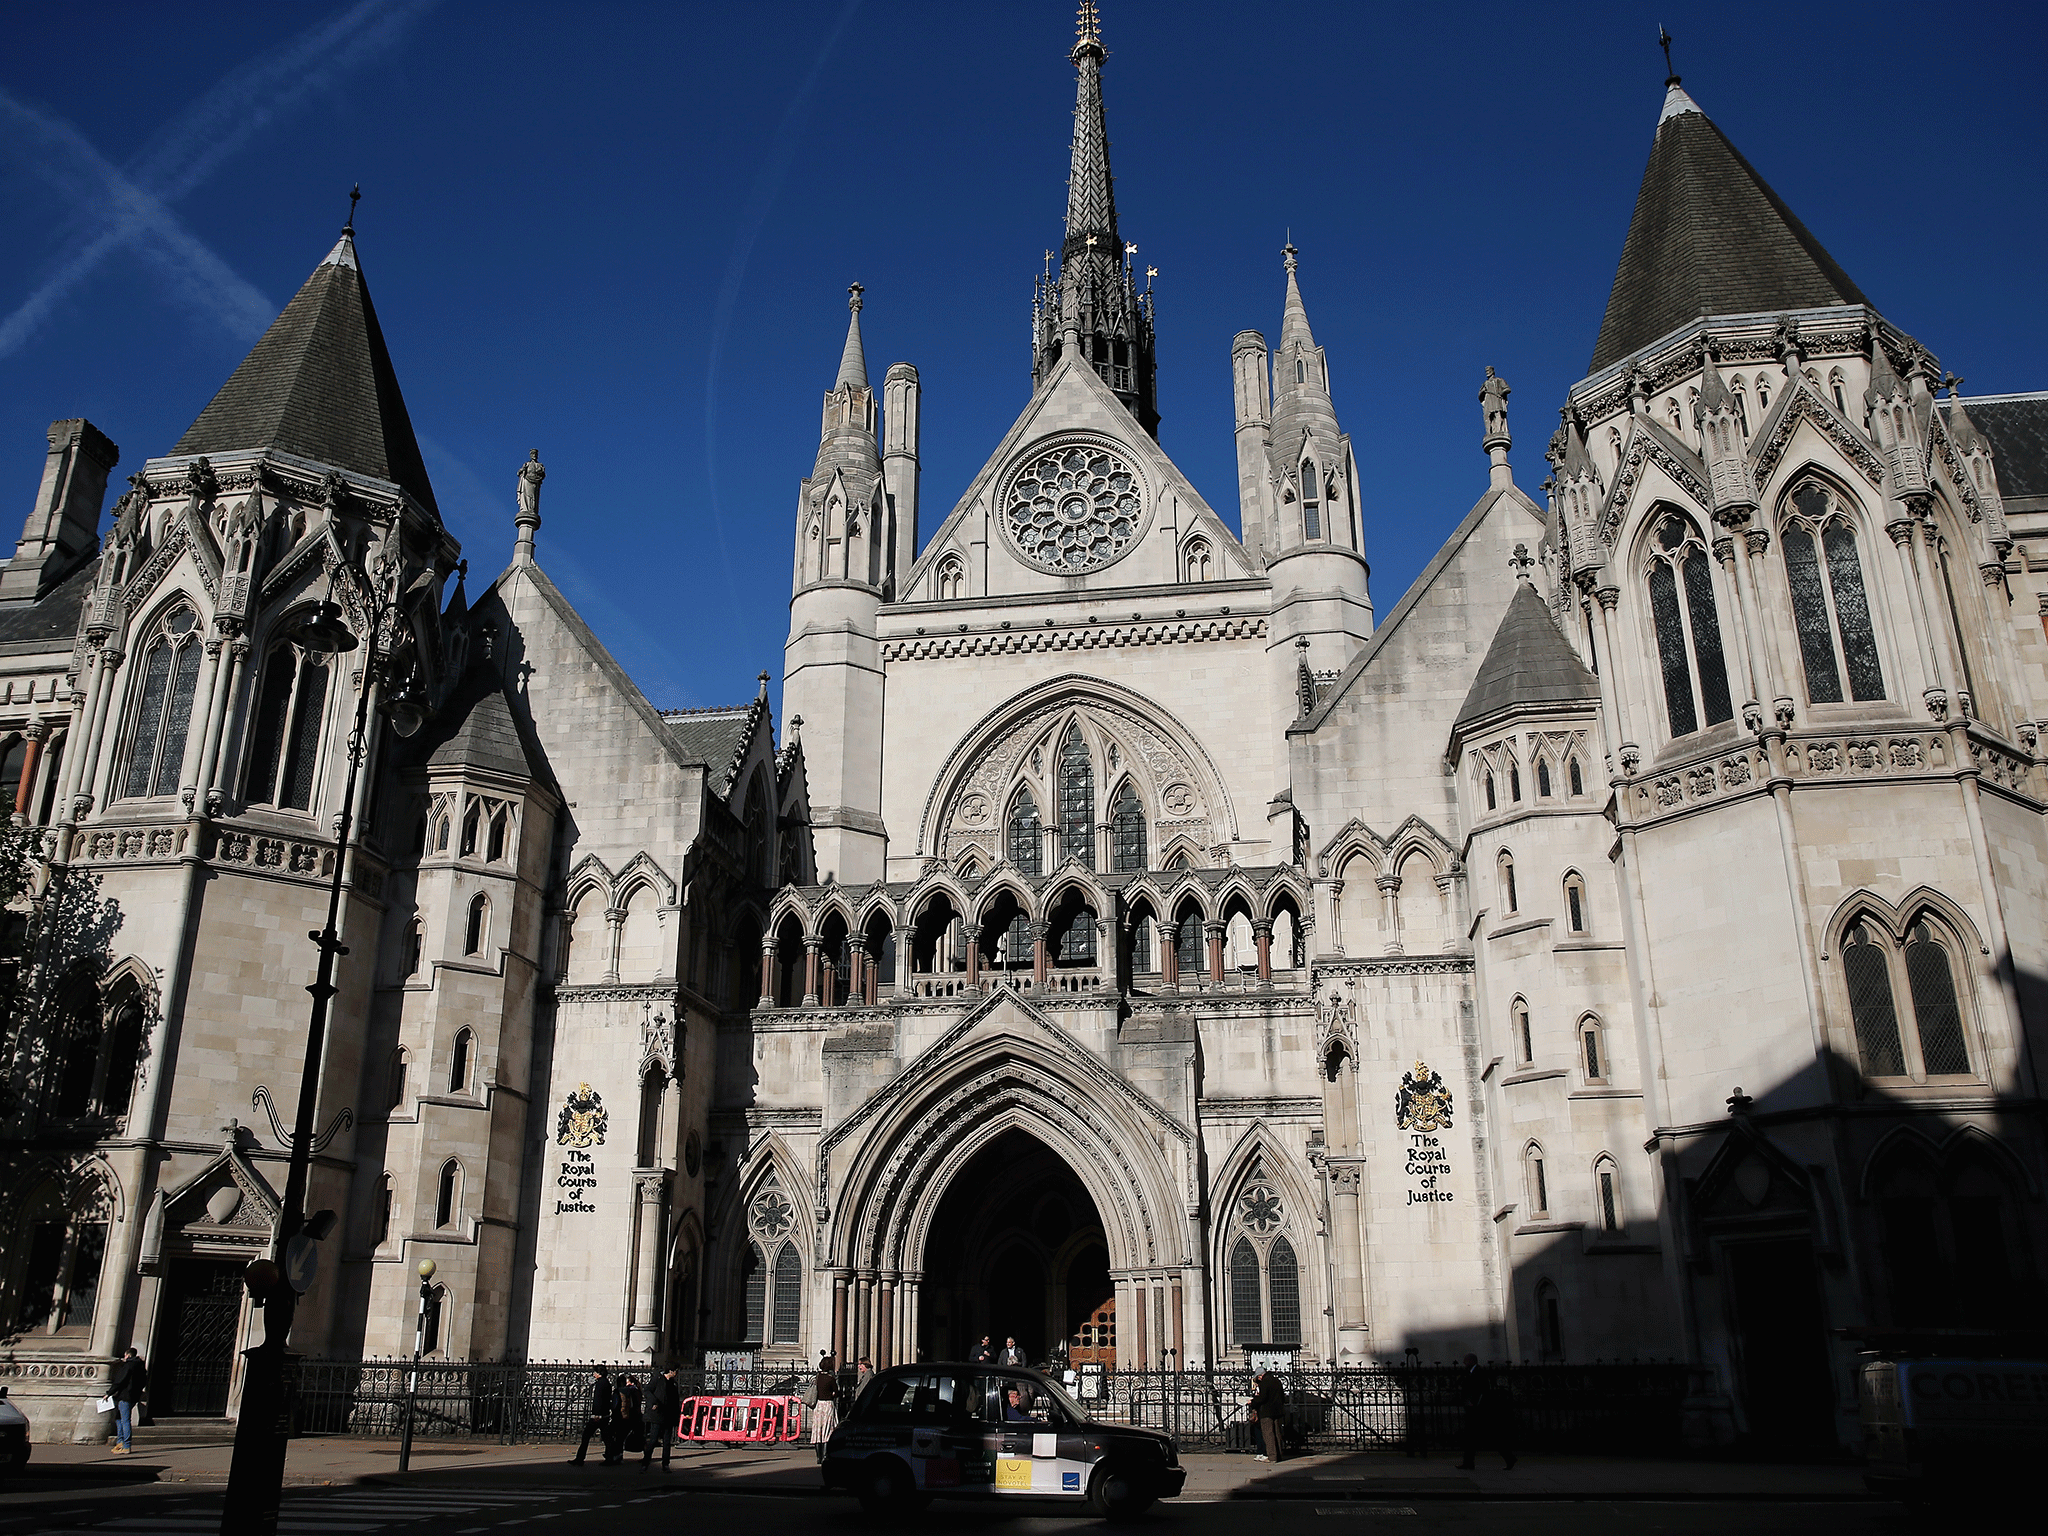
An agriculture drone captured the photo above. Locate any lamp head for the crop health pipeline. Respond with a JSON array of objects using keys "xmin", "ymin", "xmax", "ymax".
[
  {"xmin": 417, "ymin": 1258, "xmax": 437, "ymax": 1282},
  {"xmin": 383, "ymin": 685, "xmax": 428, "ymax": 739},
  {"xmin": 284, "ymin": 600, "xmax": 358, "ymax": 656}
]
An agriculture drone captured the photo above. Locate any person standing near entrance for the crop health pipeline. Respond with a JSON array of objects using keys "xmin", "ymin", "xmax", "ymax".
[
  {"xmin": 108, "ymin": 1348, "xmax": 146, "ymax": 1455},
  {"xmin": 808, "ymin": 1354, "xmax": 840, "ymax": 1462},
  {"xmin": 998, "ymin": 1336, "xmax": 1027, "ymax": 1366},
  {"xmin": 971, "ymin": 1335, "xmax": 995, "ymax": 1364},
  {"xmin": 1250, "ymin": 1371, "xmax": 1286, "ymax": 1463},
  {"xmin": 569, "ymin": 1366, "xmax": 613, "ymax": 1464},
  {"xmin": 642, "ymin": 1367, "xmax": 681, "ymax": 1472}
]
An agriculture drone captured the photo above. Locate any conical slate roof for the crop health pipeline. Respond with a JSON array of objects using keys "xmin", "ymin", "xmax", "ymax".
[
  {"xmin": 1589, "ymin": 83, "xmax": 1867, "ymax": 373},
  {"xmin": 174, "ymin": 232, "xmax": 438, "ymax": 514},
  {"xmin": 834, "ymin": 292, "xmax": 869, "ymax": 392},
  {"xmin": 415, "ymin": 662, "xmax": 545, "ymax": 782},
  {"xmin": 1453, "ymin": 581, "xmax": 1600, "ymax": 737}
]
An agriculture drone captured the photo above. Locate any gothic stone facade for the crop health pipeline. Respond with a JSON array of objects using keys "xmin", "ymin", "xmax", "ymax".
[{"xmin": 3, "ymin": 36, "xmax": 2045, "ymax": 1454}]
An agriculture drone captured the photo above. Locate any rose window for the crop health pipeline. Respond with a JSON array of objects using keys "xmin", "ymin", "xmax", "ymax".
[
  {"xmin": 1239, "ymin": 1180, "xmax": 1283, "ymax": 1234},
  {"xmin": 750, "ymin": 1188, "xmax": 793, "ymax": 1239},
  {"xmin": 1005, "ymin": 444, "xmax": 1143, "ymax": 573}
]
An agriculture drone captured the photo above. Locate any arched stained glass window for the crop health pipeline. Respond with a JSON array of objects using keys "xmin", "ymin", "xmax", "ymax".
[
  {"xmin": 1175, "ymin": 909, "xmax": 1203, "ymax": 974},
  {"xmin": 245, "ymin": 644, "xmax": 330, "ymax": 810},
  {"xmin": 123, "ymin": 610, "xmax": 203, "ymax": 799},
  {"xmin": 1904, "ymin": 922, "xmax": 1968, "ymax": 1075},
  {"xmin": 1110, "ymin": 781, "xmax": 1146, "ymax": 873},
  {"xmin": 743, "ymin": 1242, "xmax": 766, "ymax": 1342},
  {"xmin": 1008, "ymin": 791, "xmax": 1043, "ymax": 876},
  {"xmin": 1645, "ymin": 511, "xmax": 1733, "ymax": 738},
  {"xmin": 771, "ymin": 1243, "xmax": 801, "ymax": 1344},
  {"xmin": 1229, "ymin": 1237, "xmax": 1261, "ymax": 1346},
  {"xmin": 1783, "ymin": 483, "xmax": 1884, "ymax": 704},
  {"xmin": 1301, "ymin": 459, "xmax": 1321, "ymax": 540},
  {"xmin": 1057, "ymin": 724, "xmax": 1095, "ymax": 869},
  {"xmin": 1843, "ymin": 921, "xmax": 1905, "ymax": 1077},
  {"xmin": 1268, "ymin": 1238, "xmax": 1302, "ymax": 1345}
]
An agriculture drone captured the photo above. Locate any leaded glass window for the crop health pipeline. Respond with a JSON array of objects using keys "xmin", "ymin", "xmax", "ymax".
[
  {"xmin": 1783, "ymin": 483, "xmax": 1884, "ymax": 704},
  {"xmin": 1645, "ymin": 511, "xmax": 1733, "ymax": 738},
  {"xmin": 743, "ymin": 1242, "xmax": 765, "ymax": 1341},
  {"xmin": 244, "ymin": 645, "xmax": 330, "ymax": 811},
  {"xmin": 1057, "ymin": 725, "xmax": 1094, "ymax": 869},
  {"xmin": 1904, "ymin": 922, "xmax": 1968, "ymax": 1075},
  {"xmin": 1843, "ymin": 922, "xmax": 1905, "ymax": 1077},
  {"xmin": 1301, "ymin": 459, "xmax": 1320, "ymax": 540},
  {"xmin": 1008, "ymin": 791, "xmax": 1043, "ymax": 876},
  {"xmin": 1268, "ymin": 1238, "xmax": 1301, "ymax": 1345},
  {"xmin": 771, "ymin": 1243, "xmax": 801, "ymax": 1344},
  {"xmin": 123, "ymin": 609, "xmax": 202, "ymax": 799},
  {"xmin": 1228, "ymin": 1237, "xmax": 1261, "ymax": 1345},
  {"xmin": 1175, "ymin": 910, "xmax": 1202, "ymax": 974},
  {"xmin": 1110, "ymin": 781, "xmax": 1146, "ymax": 872},
  {"xmin": 1003, "ymin": 443, "xmax": 1142, "ymax": 573}
]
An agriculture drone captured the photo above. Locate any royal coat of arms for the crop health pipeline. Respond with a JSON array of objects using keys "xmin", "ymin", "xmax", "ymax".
[
  {"xmin": 556, "ymin": 1083, "xmax": 609, "ymax": 1148},
  {"xmin": 1395, "ymin": 1060, "xmax": 1454, "ymax": 1131}
]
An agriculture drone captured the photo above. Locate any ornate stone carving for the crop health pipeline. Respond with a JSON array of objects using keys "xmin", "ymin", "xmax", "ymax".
[{"xmin": 1001, "ymin": 439, "xmax": 1145, "ymax": 574}]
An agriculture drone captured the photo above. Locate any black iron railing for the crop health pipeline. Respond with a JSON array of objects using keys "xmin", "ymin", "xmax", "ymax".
[{"xmin": 283, "ymin": 1359, "xmax": 1696, "ymax": 1452}]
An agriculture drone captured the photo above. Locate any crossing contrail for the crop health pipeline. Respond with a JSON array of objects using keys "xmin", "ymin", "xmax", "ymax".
[{"xmin": 0, "ymin": 0, "xmax": 438, "ymax": 359}]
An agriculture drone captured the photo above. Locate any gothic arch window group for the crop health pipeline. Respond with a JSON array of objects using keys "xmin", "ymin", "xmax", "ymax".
[
  {"xmin": 1225, "ymin": 1158, "xmax": 1302, "ymax": 1349},
  {"xmin": 121, "ymin": 604, "xmax": 203, "ymax": 801},
  {"xmin": 1840, "ymin": 913, "xmax": 1974, "ymax": 1081},
  {"xmin": 1781, "ymin": 480, "xmax": 1884, "ymax": 704},
  {"xmin": 741, "ymin": 1171, "xmax": 802, "ymax": 1347},
  {"xmin": 1641, "ymin": 508, "xmax": 1733, "ymax": 739},
  {"xmin": 243, "ymin": 633, "xmax": 331, "ymax": 811}
]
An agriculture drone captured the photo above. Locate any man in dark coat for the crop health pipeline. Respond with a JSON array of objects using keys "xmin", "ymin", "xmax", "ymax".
[
  {"xmin": 1456, "ymin": 1354, "xmax": 1516, "ymax": 1470},
  {"xmin": 642, "ymin": 1366, "xmax": 682, "ymax": 1472},
  {"xmin": 108, "ymin": 1348, "xmax": 147, "ymax": 1455},
  {"xmin": 608, "ymin": 1374, "xmax": 643, "ymax": 1463},
  {"xmin": 970, "ymin": 1336, "xmax": 995, "ymax": 1364},
  {"xmin": 998, "ymin": 1337, "xmax": 1027, "ymax": 1366},
  {"xmin": 1251, "ymin": 1371, "xmax": 1287, "ymax": 1462},
  {"xmin": 570, "ymin": 1366, "xmax": 613, "ymax": 1464}
]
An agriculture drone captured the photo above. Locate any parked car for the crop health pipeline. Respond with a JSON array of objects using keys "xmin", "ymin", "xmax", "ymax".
[
  {"xmin": 0, "ymin": 1387, "xmax": 30, "ymax": 1475},
  {"xmin": 823, "ymin": 1363, "xmax": 1184, "ymax": 1519}
]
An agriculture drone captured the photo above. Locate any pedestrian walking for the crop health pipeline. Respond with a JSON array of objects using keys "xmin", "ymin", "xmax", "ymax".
[
  {"xmin": 569, "ymin": 1365, "xmax": 613, "ymax": 1464},
  {"xmin": 1250, "ymin": 1370, "xmax": 1286, "ymax": 1463},
  {"xmin": 1455, "ymin": 1354, "xmax": 1516, "ymax": 1471},
  {"xmin": 808, "ymin": 1354, "xmax": 840, "ymax": 1462},
  {"xmin": 609, "ymin": 1373, "xmax": 644, "ymax": 1463},
  {"xmin": 998, "ymin": 1336, "xmax": 1027, "ymax": 1366},
  {"xmin": 107, "ymin": 1347, "xmax": 146, "ymax": 1455},
  {"xmin": 642, "ymin": 1366, "xmax": 681, "ymax": 1472},
  {"xmin": 856, "ymin": 1357, "xmax": 873, "ymax": 1398},
  {"xmin": 971, "ymin": 1335, "xmax": 995, "ymax": 1364}
]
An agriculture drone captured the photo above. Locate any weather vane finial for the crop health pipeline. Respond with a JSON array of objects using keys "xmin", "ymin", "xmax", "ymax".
[
  {"xmin": 848, "ymin": 280, "xmax": 864, "ymax": 313},
  {"xmin": 345, "ymin": 183, "xmax": 361, "ymax": 236},
  {"xmin": 1073, "ymin": 0, "xmax": 1103, "ymax": 62},
  {"xmin": 1658, "ymin": 25, "xmax": 1678, "ymax": 86}
]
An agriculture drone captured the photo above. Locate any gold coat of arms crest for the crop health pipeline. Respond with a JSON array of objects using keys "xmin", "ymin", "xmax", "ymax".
[
  {"xmin": 556, "ymin": 1082, "xmax": 609, "ymax": 1148},
  {"xmin": 1395, "ymin": 1059, "xmax": 1454, "ymax": 1131}
]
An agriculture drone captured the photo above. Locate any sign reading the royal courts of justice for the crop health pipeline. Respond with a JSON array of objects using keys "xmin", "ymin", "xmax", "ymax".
[
  {"xmin": 1396, "ymin": 1059, "xmax": 1455, "ymax": 1206},
  {"xmin": 554, "ymin": 1083, "xmax": 607, "ymax": 1214}
]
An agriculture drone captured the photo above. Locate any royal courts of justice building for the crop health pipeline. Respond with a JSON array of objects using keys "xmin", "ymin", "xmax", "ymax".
[{"xmin": 2, "ymin": 8, "xmax": 2043, "ymax": 1451}]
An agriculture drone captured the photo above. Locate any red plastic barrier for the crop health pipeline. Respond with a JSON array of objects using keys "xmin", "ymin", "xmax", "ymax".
[{"xmin": 677, "ymin": 1394, "xmax": 804, "ymax": 1442}]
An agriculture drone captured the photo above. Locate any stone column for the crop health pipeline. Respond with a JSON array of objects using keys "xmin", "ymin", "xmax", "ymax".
[
  {"xmin": 175, "ymin": 635, "xmax": 225, "ymax": 795},
  {"xmin": 1312, "ymin": 879, "xmax": 1340, "ymax": 957},
  {"xmin": 1253, "ymin": 920, "xmax": 1273, "ymax": 982},
  {"xmin": 802, "ymin": 939, "xmax": 821, "ymax": 1007},
  {"xmin": 1170, "ymin": 1278, "xmax": 1185, "ymax": 1364},
  {"xmin": 604, "ymin": 906, "xmax": 625, "ymax": 982},
  {"xmin": 1376, "ymin": 873, "xmax": 1402, "ymax": 955},
  {"xmin": 1890, "ymin": 514, "xmax": 1950, "ymax": 716},
  {"xmin": 11, "ymin": 721, "xmax": 44, "ymax": 822},
  {"xmin": 832, "ymin": 1273, "xmax": 849, "ymax": 1363},
  {"xmin": 855, "ymin": 1274, "xmax": 873, "ymax": 1362},
  {"xmin": 1711, "ymin": 533, "xmax": 1765, "ymax": 724},
  {"xmin": 1097, "ymin": 820, "xmax": 1113, "ymax": 871},
  {"xmin": 759, "ymin": 941, "xmax": 776, "ymax": 1008},
  {"xmin": 1161, "ymin": 922, "xmax": 1179, "ymax": 990},
  {"xmin": 1130, "ymin": 1279, "xmax": 1149, "ymax": 1367},
  {"xmin": 1327, "ymin": 1161, "xmax": 1370, "ymax": 1358},
  {"xmin": 76, "ymin": 645, "xmax": 124, "ymax": 818},
  {"xmin": 1031, "ymin": 922, "xmax": 1048, "ymax": 990},
  {"xmin": 963, "ymin": 925, "xmax": 981, "ymax": 989},
  {"xmin": 199, "ymin": 634, "xmax": 251, "ymax": 809},
  {"xmin": 904, "ymin": 1278, "xmax": 920, "ymax": 1361},
  {"xmin": 630, "ymin": 1170, "xmax": 669, "ymax": 1357},
  {"xmin": 1434, "ymin": 873, "xmax": 1460, "ymax": 953},
  {"xmin": 846, "ymin": 940, "xmax": 866, "ymax": 1006},
  {"xmin": 877, "ymin": 1278, "xmax": 895, "ymax": 1367},
  {"xmin": 1205, "ymin": 921, "xmax": 1226, "ymax": 984},
  {"xmin": 1591, "ymin": 587, "xmax": 1641, "ymax": 776}
]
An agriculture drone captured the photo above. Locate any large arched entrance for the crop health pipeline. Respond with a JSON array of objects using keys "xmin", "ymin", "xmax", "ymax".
[{"xmin": 917, "ymin": 1129, "xmax": 1113, "ymax": 1364}]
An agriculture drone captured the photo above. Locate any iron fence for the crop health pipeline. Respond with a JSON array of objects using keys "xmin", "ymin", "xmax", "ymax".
[{"xmin": 284, "ymin": 1358, "xmax": 1696, "ymax": 1452}]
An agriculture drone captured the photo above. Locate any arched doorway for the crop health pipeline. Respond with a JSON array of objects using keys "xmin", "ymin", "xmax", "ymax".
[{"xmin": 917, "ymin": 1128, "xmax": 1113, "ymax": 1366}]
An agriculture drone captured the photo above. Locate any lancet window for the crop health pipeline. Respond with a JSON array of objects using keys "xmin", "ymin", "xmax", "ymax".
[
  {"xmin": 1057, "ymin": 724, "xmax": 1095, "ymax": 869},
  {"xmin": 1226, "ymin": 1162, "xmax": 1302, "ymax": 1349},
  {"xmin": 1842, "ymin": 917, "xmax": 1973, "ymax": 1081},
  {"xmin": 1644, "ymin": 510, "xmax": 1733, "ymax": 738},
  {"xmin": 1110, "ymin": 781, "xmax": 1146, "ymax": 873},
  {"xmin": 122, "ymin": 606, "xmax": 203, "ymax": 800},
  {"xmin": 244, "ymin": 640, "xmax": 331, "ymax": 810},
  {"xmin": 1008, "ymin": 791, "xmax": 1044, "ymax": 877},
  {"xmin": 1300, "ymin": 459, "xmax": 1321, "ymax": 540},
  {"xmin": 1782, "ymin": 482, "xmax": 1883, "ymax": 704},
  {"xmin": 743, "ymin": 1176, "xmax": 801, "ymax": 1346}
]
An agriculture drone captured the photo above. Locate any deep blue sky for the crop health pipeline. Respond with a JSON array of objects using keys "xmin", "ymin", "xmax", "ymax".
[{"xmin": 3, "ymin": 1, "xmax": 2042, "ymax": 712}]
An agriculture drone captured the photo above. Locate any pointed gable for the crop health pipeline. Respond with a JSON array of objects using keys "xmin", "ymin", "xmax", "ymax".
[
  {"xmin": 1590, "ymin": 83, "xmax": 1867, "ymax": 373},
  {"xmin": 1451, "ymin": 581, "xmax": 1599, "ymax": 745},
  {"xmin": 174, "ymin": 233, "xmax": 438, "ymax": 514}
]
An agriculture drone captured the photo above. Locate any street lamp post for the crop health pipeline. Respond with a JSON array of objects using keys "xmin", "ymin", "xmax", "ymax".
[
  {"xmin": 397, "ymin": 1259, "xmax": 438, "ymax": 1474},
  {"xmin": 219, "ymin": 547, "xmax": 430, "ymax": 1536}
]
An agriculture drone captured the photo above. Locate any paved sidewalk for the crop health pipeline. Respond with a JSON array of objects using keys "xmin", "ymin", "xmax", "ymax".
[{"xmin": 10, "ymin": 1437, "xmax": 1875, "ymax": 1504}]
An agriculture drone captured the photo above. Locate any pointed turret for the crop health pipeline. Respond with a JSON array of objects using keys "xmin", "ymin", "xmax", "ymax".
[
  {"xmin": 1550, "ymin": 409, "xmax": 1606, "ymax": 583},
  {"xmin": 1943, "ymin": 384, "xmax": 2010, "ymax": 548},
  {"xmin": 1031, "ymin": 1, "xmax": 1158, "ymax": 435},
  {"xmin": 1694, "ymin": 343, "xmax": 1758, "ymax": 522},
  {"xmin": 1589, "ymin": 76, "xmax": 1867, "ymax": 374},
  {"xmin": 809, "ymin": 284, "xmax": 882, "ymax": 506},
  {"xmin": 834, "ymin": 292, "xmax": 869, "ymax": 393},
  {"xmin": 174, "ymin": 226, "xmax": 438, "ymax": 514},
  {"xmin": 1866, "ymin": 332, "xmax": 1929, "ymax": 499},
  {"xmin": 1265, "ymin": 245, "xmax": 1352, "ymax": 552}
]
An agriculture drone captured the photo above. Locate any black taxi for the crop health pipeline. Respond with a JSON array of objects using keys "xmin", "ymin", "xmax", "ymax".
[{"xmin": 823, "ymin": 1363, "xmax": 1184, "ymax": 1519}]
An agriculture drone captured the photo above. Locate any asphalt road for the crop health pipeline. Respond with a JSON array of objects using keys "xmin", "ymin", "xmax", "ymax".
[{"xmin": 0, "ymin": 1481, "xmax": 1914, "ymax": 1536}]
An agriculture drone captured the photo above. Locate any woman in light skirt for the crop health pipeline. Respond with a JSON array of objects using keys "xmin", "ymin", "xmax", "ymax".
[{"xmin": 809, "ymin": 1355, "xmax": 839, "ymax": 1461}]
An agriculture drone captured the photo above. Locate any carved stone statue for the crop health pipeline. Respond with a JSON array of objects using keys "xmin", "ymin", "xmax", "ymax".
[
  {"xmin": 517, "ymin": 449, "xmax": 546, "ymax": 520},
  {"xmin": 1480, "ymin": 366, "xmax": 1511, "ymax": 443}
]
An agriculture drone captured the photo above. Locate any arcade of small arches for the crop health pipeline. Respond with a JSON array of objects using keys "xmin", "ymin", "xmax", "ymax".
[{"xmin": 757, "ymin": 868, "xmax": 1312, "ymax": 1008}]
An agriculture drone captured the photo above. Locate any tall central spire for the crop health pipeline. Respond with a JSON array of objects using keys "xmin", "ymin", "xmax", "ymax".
[{"xmin": 1033, "ymin": 1, "xmax": 1158, "ymax": 436}]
